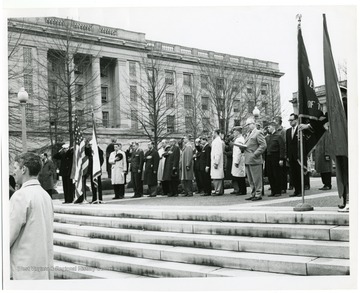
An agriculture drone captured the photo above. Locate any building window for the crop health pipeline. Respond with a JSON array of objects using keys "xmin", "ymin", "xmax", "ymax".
[
  {"xmin": 74, "ymin": 64, "xmax": 83, "ymax": 75},
  {"xmin": 101, "ymin": 86, "xmax": 108, "ymax": 103},
  {"xmin": 75, "ymin": 84, "xmax": 84, "ymax": 101},
  {"xmin": 234, "ymin": 119, "xmax": 241, "ymax": 126},
  {"xmin": 201, "ymin": 96, "xmax": 209, "ymax": 111},
  {"xmin": 166, "ymin": 93, "xmax": 175, "ymax": 109},
  {"xmin": 165, "ymin": 71, "xmax": 174, "ymax": 85},
  {"xmin": 49, "ymin": 81, "xmax": 57, "ymax": 99},
  {"xmin": 261, "ymin": 83, "xmax": 268, "ymax": 95},
  {"xmin": 23, "ymin": 47, "xmax": 32, "ymax": 67},
  {"xmin": 262, "ymin": 101, "xmax": 268, "ymax": 115},
  {"xmin": 76, "ymin": 109, "xmax": 84, "ymax": 125},
  {"xmin": 131, "ymin": 110, "xmax": 138, "ymax": 130},
  {"xmin": 233, "ymin": 100, "xmax": 240, "ymax": 113},
  {"xmin": 129, "ymin": 61, "xmax": 136, "ymax": 77},
  {"xmin": 167, "ymin": 115, "xmax": 175, "ymax": 133},
  {"xmin": 184, "ymin": 95, "xmax": 192, "ymax": 109},
  {"xmin": 24, "ymin": 74, "xmax": 33, "ymax": 94},
  {"xmin": 247, "ymin": 81, "xmax": 253, "ymax": 94},
  {"xmin": 232, "ymin": 79, "xmax": 240, "ymax": 91},
  {"xmin": 202, "ymin": 117, "xmax": 210, "ymax": 133},
  {"xmin": 26, "ymin": 103, "xmax": 34, "ymax": 124},
  {"xmin": 102, "ymin": 111, "xmax": 109, "ymax": 128},
  {"xmin": 185, "ymin": 116, "xmax": 192, "ymax": 133},
  {"xmin": 216, "ymin": 78, "xmax": 224, "ymax": 91},
  {"xmin": 183, "ymin": 73, "xmax": 192, "ymax": 87},
  {"xmin": 201, "ymin": 75, "xmax": 208, "ymax": 90},
  {"xmin": 248, "ymin": 100, "xmax": 255, "ymax": 113},
  {"xmin": 100, "ymin": 63, "xmax": 108, "ymax": 77},
  {"xmin": 130, "ymin": 86, "xmax": 137, "ymax": 102}
]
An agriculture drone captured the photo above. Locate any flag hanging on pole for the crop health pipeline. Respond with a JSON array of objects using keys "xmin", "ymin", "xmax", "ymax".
[
  {"xmin": 323, "ymin": 14, "xmax": 348, "ymax": 203},
  {"xmin": 91, "ymin": 113, "xmax": 101, "ymax": 189},
  {"xmin": 72, "ymin": 115, "xmax": 89, "ymax": 199},
  {"xmin": 297, "ymin": 18, "xmax": 326, "ymax": 156}
]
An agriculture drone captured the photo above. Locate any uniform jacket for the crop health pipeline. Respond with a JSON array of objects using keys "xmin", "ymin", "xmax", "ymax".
[
  {"xmin": 10, "ymin": 179, "xmax": 54, "ymax": 280},
  {"xmin": 244, "ymin": 128, "xmax": 267, "ymax": 165},
  {"xmin": 231, "ymin": 135, "xmax": 246, "ymax": 177},
  {"xmin": 38, "ymin": 159, "xmax": 55, "ymax": 190},
  {"xmin": 130, "ymin": 148, "xmax": 144, "ymax": 173},
  {"xmin": 53, "ymin": 148, "xmax": 74, "ymax": 177},
  {"xmin": 109, "ymin": 150, "xmax": 127, "ymax": 184},
  {"xmin": 144, "ymin": 148, "xmax": 160, "ymax": 186},
  {"xmin": 210, "ymin": 136, "xmax": 224, "ymax": 179},
  {"xmin": 181, "ymin": 142, "xmax": 194, "ymax": 181}
]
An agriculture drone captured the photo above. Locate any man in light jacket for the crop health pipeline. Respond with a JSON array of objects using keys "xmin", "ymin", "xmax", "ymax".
[
  {"xmin": 10, "ymin": 152, "xmax": 54, "ymax": 280},
  {"xmin": 231, "ymin": 126, "xmax": 247, "ymax": 195},
  {"xmin": 242, "ymin": 118, "xmax": 267, "ymax": 201},
  {"xmin": 210, "ymin": 129, "xmax": 224, "ymax": 195},
  {"xmin": 109, "ymin": 143, "xmax": 127, "ymax": 199},
  {"xmin": 181, "ymin": 135, "xmax": 194, "ymax": 197}
]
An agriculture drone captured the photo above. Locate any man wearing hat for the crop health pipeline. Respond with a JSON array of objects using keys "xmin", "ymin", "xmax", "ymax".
[
  {"xmin": 231, "ymin": 126, "xmax": 246, "ymax": 195},
  {"xmin": 53, "ymin": 143, "xmax": 75, "ymax": 203},
  {"xmin": 265, "ymin": 121, "xmax": 285, "ymax": 197},
  {"xmin": 242, "ymin": 117, "xmax": 267, "ymax": 201}
]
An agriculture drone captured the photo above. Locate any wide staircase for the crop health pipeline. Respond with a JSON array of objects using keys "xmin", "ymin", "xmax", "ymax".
[{"xmin": 52, "ymin": 204, "xmax": 350, "ymax": 279}]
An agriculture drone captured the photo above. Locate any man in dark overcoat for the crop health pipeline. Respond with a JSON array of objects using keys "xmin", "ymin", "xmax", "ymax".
[
  {"xmin": 163, "ymin": 139, "xmax": 180, "ymax": 197},
  {"xmin": 130, "ymin": 142, "xmax": 144, "ymax": 198},
  {"xmin": 38, "ymin": 153, "xmax": 56, "ymax": 198},
  {"xmin": 200, "ymin": 136, "xmax": 212, "ymax": 196},
  {"xmin": 144, "ymin": 141, "xmax": 160, "ymax": 197}
]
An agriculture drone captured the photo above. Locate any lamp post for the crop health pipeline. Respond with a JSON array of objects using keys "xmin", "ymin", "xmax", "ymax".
[
  {"xmin": 252, "ymin": 106, "xmax": 265, "ymax": 196},
  {"xmin": 18, "ymin": 87, "xmax": 29, "ymax": 152}
]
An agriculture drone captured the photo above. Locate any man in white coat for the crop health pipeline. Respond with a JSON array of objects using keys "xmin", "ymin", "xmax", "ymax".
[
  {"xmin": 231, "ymin": 126, "xmax": 247, "ymax": 195},
  {"xmin": 210, "ymin": 129, "xmax": 224, "ymax": 195},
  {"xmin": 10, "ymin": 152, "xmax": 54, "ymax": 280},
  {"xmin": 242, "ymin": 117, "xmax": 267, "ymax": 201},
  {"xmin": 109, "ymin": 143, "xmax": 127, "ymax": 199}
]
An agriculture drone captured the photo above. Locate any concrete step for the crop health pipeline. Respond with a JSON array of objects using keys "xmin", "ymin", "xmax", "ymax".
[
  {"xmin": 53, "ymin": 205, "xmax": 349, "ymax": 225},
  {"xmin": 53, "ymin": 260, "xmax": 146, "ymax": 279},
  {"xmin": 54, "ymin": 245, "xmax": 293, "ymax": 278},
  {"xmin": 54, "ymin": 213, "xmax": 349, "ymax": 241},
  {"xmin": 54, "ymin": 222, "xmax": 349, "ymax": 259},
  {"xmin": 53, "ymin": 233, "xmax": 349, "ymax": 276}
]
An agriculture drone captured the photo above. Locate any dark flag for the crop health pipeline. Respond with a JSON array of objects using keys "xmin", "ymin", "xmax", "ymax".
[
  {"xmin": 297, "ymin": 20, "xmax": 326, "ymax": 156},
  {"xmin": 323, "ymin": 14, "xmax": 348, "ymax": 202}
]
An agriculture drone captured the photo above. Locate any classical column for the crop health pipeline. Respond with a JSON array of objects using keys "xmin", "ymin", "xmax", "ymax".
[
  {"xmin": 115, "ymin": 58, "xmax": 130, "ymax": 128},
  {"xmin": 92, "ymin": 56, "xmax": 102, "ymax": 125}
]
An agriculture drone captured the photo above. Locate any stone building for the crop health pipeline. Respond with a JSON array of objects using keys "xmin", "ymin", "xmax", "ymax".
[{"xmin": 8, "ymin": 17, "xmax": 284, "ymax": 158}]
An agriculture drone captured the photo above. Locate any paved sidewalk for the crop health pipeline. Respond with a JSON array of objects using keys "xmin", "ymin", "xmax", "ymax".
[{"xmin": 53, "ymin": 177, "xmax": 343, "ymax": 210}]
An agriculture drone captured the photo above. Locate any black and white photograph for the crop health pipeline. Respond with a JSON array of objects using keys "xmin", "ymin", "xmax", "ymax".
[{"xmin": 1, "ymin": 0, "xmax": 358, "ymax": 291}]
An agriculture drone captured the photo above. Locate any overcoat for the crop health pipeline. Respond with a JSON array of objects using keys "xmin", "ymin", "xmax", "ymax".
[
  {"xmin": 38, "ymin": 159, "xmax": 55, "ymax": 190},
  {"xmin": 210, "ymin": 136, "xmax": 224, "ymax": 179},
  {"xmin": 231, "ymin": 135, "xmax": 246, "ymax": 177},
  {"xmin": 144, "ymin": 148, "xmax": 160, "ymax": 186},
  {"xmin": 109, "ymin": 150, "xmax": 127, "ymax": 184},
  {"xmin": 162, "ymin": 145, "xmax": 180, "ymax": 181},
  {"xmin": 157, "ymin": 147, "xmax": 166, "ymax": 181},
  {"xmin": 10, "ymin": 179, "xmax": 54, "ymax": 280},
  {"xmin": 181, "ymin": 142, "xmax": 194, "ymax": 180}
]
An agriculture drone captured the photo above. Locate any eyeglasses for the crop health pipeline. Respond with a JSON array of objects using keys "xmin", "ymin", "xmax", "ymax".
[{"xmin": 288, "ymin": 119, "xmax": 294, "ymax": 122}]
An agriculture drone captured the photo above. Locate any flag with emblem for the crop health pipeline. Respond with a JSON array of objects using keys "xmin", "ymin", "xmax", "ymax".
[{"xmin": 72, "ymin": 115, "xmax": 89, "ymax": 199}]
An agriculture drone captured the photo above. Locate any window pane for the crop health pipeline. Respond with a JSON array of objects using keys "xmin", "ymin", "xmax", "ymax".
[
  {"xmin": 185, "ymin": 116, "xmax": 192, "ymax": 132},
  {"xmin": 101, "ymin": 87, "xmax": 108, "ymax": 103},
  {"xmin": 24, "ymin": 74, "xmax": 33, "ymax": 94},
  {"xmin": 201, "ymin": 75, "xmax": 208, "ymax": 89},
  {"xmin": 165, "ymin": 71, "xmax": 174, "ymax": 85},
  {"xmin": 130, "ymin": 86, "xmax": 137, "ymax": 102},
  {"xmin": 102, "ymin": 111, "xmax": 109, "ymax": 128},
  {"xmin": 75, "ymin": 84, "xmax": 84, "ymax": 101},
  {"xmin": 167, "ymin": 115, "xmax": 175, "ymax": 133},
  {"xmin": 131, "ymin": 110, "xmax": 138, "ymax": 130},
  {"xmin": 201, "ymin": 96, "xmax": 209, "ymax": 111},
  {"xmin": 129, "ymin": 61, "xmax": 136, "ymax": 77},
  {"xmin": 183, "ymin": 73, "xmax": 192, "ymax": 87},
  {"xmin": 184, "ymin": 95, "xmax": 192, "ymax": 109},
  {"xmin": 233, "ymin": 100, "xmax": 240, "ymax": 112},
  {"xmin": 166, "ymin": 93, "xmax": 175, "ymax": 108},
  {"xmin": 23, "ymin": 47, "xmax": 32, "ymax": 66}
]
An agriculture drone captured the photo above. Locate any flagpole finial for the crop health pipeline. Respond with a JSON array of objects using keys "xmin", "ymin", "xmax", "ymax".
[{"xmin": 296, "ymin": 14, "xmax": 302, "ymax": 28}]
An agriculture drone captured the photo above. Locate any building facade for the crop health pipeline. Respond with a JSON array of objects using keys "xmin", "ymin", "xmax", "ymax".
[{"xmin": 8, "ymin": 17, "xmax": 284, "ymax": 156}]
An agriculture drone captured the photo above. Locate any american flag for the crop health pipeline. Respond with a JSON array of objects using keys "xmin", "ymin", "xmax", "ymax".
[{"xmin": 72, "ymin": 115, "xmax": 89, "ymax": 199}]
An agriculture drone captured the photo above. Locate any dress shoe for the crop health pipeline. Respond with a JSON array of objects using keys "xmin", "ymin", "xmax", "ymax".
[
  {"xmin": 289, "ymin": 192, "xmax": 301, "ymax": 197},
  {"xmin": 288, "ymin": 186, "xmax": 294, "ymax": 190},
  {"xmin": 131, "ymin": 195, "xmax": 142, "ymax": 198},
  {"xmin": 212, "ymin": 193, "xmax": 222, "ymax": 196},
  {"xmin": 148, "ymin": 195, "xmax": 157, "ymax": 197},
  {"xmin": 173, "ymin": 194, "xmax": 179, "ymax": 197},
  {"xmin": 230, "ymin": 191, "xmax": 238, "ymax": 195},
  {"xmin": 268, "ymin": 194, "xmax": 275, "ymax": 197},
  {"xmin": 251, "ymin": 197, "xmax": 262, "ymax": 201},
  {"xmin": 274, "ymin": 194, "xmax": 281, "ymax": 197},
  {"xmin": 338, "ymin": 204, "xmax": 349, "ymax": 213},
  {"xmin": 304, "ymin": 186, "xmax": 310, "ymax": 190},
  {"xmin": 245, "ymin": 196, "xmax": 255, "ymax": 200},
  {"xmin": 187, "ymin": 194, "xmax": 193, "ymax": 197},
  {"xmin": 203, "ymin": 193, "xmax": 211, "ymax": 196},
  {"xmin": 112, "ymin": 197, "xmax": 120, "ymax": 200},
  {"xmin": 236, "ymin": 192, "xmax": 246, "ymax": 196},
  {"xmin": 281, "ymin": 190, "xmax": 287, "ymax": 194},
  {"xmin": 319, "ymin": 186, "xmax": 331, "ymax": 190}
]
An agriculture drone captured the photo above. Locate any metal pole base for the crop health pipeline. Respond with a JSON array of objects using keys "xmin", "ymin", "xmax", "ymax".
[{"xmin": 293, "ymin": 203, "xmax": 314, "ymax": 212}]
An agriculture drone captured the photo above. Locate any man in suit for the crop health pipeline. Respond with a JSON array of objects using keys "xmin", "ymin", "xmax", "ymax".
[
  {"xmin": 181, "ymin": 135, "xmax": 194, "ymax": 197},
  {"xmin": 273, "ymin": 116, "xmax": 288, "ymax": 193},
  {"xmin": 242, "ymin": 118, "xmax": 267, "ymax": 201},
  {"xmin": 106, "ymin": 138, "xmax": 117, "ymax": 178},
  {"xmin": 286, "ymin": 113, "xmax": 302, "ymax": 197},
  {"xmin": 265, "ymin": 122, "xmax": 285, "ymax": 197},
  {"xmin": 168, "ymin": 139, "xmax": 181, "ymax": 197},
  {"xmin": 53, "ymin": 143, "xmax": 75, "ymax": 203},
  {"xmin": 130, "ymin": 142, "xmax": 144, "ymax": 198},
  {"xmin": 200, "ymin": 136, "xmax": 212, "ymax": 196},
  {"xmin": 144, "ymin": 141, "xmax": 160, "ymax": 197}
]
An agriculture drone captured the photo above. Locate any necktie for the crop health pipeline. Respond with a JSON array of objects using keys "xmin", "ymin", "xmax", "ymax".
[{"xmin": 292, "ymin": 127, "xmax": 296, "ymax": 139}]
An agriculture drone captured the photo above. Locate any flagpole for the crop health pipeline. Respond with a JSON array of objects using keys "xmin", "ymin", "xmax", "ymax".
[{"xmin": 294, "ymin": 16, "xmax": 314, "ymax": 212}]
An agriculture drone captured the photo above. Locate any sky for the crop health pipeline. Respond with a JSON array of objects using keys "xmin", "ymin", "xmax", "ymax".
[{"xmin": 2, "ymin": 1, "xmax": 358, "ymax": 128}]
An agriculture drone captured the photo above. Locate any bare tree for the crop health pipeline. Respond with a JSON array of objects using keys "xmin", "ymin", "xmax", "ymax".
[
  {"xmin": 200, "ymin": 60, "xmax": 248, "ymax": 136},
  {"xmin": 120, "ymin": 55, "xmax": 181, "ymax": 146}
]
